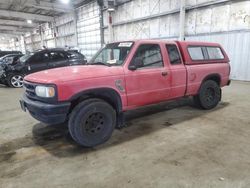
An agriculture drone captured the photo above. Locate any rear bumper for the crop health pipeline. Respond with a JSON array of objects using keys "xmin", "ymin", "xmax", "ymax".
[{"xmin": 20, "ymin": 94, "xmax": 71, "ymax": 124}]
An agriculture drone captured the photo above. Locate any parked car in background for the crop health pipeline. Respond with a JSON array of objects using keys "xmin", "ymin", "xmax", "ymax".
[
  {"xmin": 0, "ymin": 51, "xmax": 22, "ymax": 58},
  {"xmin": 0, "ymin": 54, "xmax": 24, "ymax": 66},
  {"xmin": 20, "ymin": 40, "xmax": 231, "ymax": 147},
  {"xmin": 0, "ymin": 48, "xmax": 87, "ymax": 88}
]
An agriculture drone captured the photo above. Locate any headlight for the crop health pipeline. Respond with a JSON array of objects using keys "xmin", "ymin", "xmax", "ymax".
[{"xmin": 35, "ymin": 86, "xmax": 55, "ymax": 98}]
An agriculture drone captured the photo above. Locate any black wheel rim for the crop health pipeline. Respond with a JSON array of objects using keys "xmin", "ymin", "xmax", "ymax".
[
  {"xmin": 84, "ymin": 112, "xmax": 106, "ymax": 135},
  {"xmin": 205, "ymin": 87, "xmax": 215, "ymax": 103}
]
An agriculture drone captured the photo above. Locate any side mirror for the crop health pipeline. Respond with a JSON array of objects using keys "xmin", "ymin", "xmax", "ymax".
[{"xmin": 128, "ymin": 57, "xmax": 143, "ymax": 70}]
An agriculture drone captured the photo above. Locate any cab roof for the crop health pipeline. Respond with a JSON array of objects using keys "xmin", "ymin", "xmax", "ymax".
[{"xmin": 112, "ymin": 39, "xmax": 221, "ymax": 47}]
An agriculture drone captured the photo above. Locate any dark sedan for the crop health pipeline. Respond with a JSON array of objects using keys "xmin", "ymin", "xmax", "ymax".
[{"xmin": 0, "ymin": 48, "xmax": 87, "ymax": 88}]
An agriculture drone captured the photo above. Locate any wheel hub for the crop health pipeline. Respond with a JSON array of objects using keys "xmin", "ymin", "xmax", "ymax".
[
  {"xmin": 205, "ymin": 87, "xmax": 215, "ymax": 102},
  {"xmin": 85, "ymin": 112, "xmax": 104, "ymax": 134},
  {"xmin": 11, "ymin": 75, "xmax": 23, "ymax": 87}
]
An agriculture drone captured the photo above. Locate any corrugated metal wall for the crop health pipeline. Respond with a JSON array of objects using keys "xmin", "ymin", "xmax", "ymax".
[
  {"xmin": 105, "ymin": 0, "xmax": 250, "ymax": 40},
  {"xmin": 0, "ymin": 40, "xmax": 12, "ymax": 51},
  {"xmin": 55, "ymin": 13, "xmax": 76, "ymax": 48},
  {"xmin": 24, "ymin": 23, "xmax": 55, "ymax": 52},
  {"xmin": 25, "ymin": 32, "xmax": 41, "ymax": 52},
  {"xmin": 76, "ymin": 1, "xmax": 101, "ymax": 60},
  {"xmin": 186, "ymin": 31, "xmax": 250, "ymax": 81},
  {"xmin": 24, "ymin": 14, "xmax": 75, "ymax": 51}
]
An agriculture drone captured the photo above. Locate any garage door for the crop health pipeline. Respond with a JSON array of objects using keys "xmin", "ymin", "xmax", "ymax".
[{"xmin": 76, "ymin": 1, "xmax": 101, "ymax": 60}]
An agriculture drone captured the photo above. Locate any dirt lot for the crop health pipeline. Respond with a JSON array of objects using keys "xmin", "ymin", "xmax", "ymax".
[{"xmin": 0, "ymin": 81, "xmax": 250, "ymax": 188}]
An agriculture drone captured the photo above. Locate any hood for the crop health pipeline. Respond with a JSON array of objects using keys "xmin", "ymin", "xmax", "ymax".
[{"xmin": 24, "ymin": 65, "xmax": 124, "ymax": 84}]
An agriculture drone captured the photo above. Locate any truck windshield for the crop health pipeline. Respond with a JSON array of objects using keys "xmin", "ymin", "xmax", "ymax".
[{"xmin": 89, "ymin": 42, "xmax": 133, "ymax": 66}]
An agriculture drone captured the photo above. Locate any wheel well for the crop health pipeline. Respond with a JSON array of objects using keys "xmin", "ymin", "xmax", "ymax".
[
  {"xmin": 69, "ymin": 88, "xmax": 123, "ymax": 114},
  {"xmin": 202, "ymin": 74, "xmax": 221, "ymax": 86}
]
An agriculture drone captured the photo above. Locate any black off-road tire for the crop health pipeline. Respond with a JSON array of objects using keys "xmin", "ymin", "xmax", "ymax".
[
  {"xmin": 7, "ymin": 73, "xmax": 24, "ymax": 88},
  {"xmin": 68, "ymin": 98, "xmax": 116, "ymax": 147},
  {"xmin": 193, "ymin": 80, "xmax": 221, "ymax": 110},
  {"xmin": 68, "ymin": 98, "xmax": 100, "ymax": 142}
]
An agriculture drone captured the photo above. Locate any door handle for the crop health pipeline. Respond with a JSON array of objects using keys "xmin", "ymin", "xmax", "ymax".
[{"xmin": 162, "ymin": 71, "xmax": 168, "ymax": 76}]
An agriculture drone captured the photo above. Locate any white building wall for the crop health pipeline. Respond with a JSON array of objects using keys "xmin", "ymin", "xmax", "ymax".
[
  {"xmin": 55, "ymin": 13, "xmax": 76, "ymax": 48},
  {"xmin": 106, "ymin": 0, "xmax": 250, "ymax": 40},
  {"xmin": 23, "ymin": 13, "xmax": 75, "ymax": 51},
  {"xmin": 0, "ymin": 38, "xmax": 13, "ymax": 51},
  {"xmin": 8, "ymin": 37, "xmax": 21, "ymax": 52},
  {"xmin": 76, "ymin": 1, "xmax": 101, "ymax": 60},
  {"xmin": 24, "ymin": 32, "xmax": 41, "ymax": 52},
  {"xmin": 24, "ymin": 23, "xmax": 55, "ymax": 52}
]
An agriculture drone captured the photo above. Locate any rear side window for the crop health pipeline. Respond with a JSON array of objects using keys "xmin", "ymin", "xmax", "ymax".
[
  {"xmin": 188, "ymin": 46, "xmax": 225, "ymax": 61},
  {"xmin": 49, "ymin": 52, "xmax": 66, "ymax": 61},
  {"xmin": 188, "ymin": 47, "xmax": 204, "ymax": 60},
  {"xmin": 207, "ymin": 47, "xmax": 224, "ymax": 59},
  {"xmin": 166, "ymin": 44, "xmax": 181, "ymax": 65},
  {"xmin": 68, "ymin": 51, "xmax": 85, "ymax": 59},
  {"xmin": 5, "ymin": 56, "xmax": 14, "ymax": 63}
]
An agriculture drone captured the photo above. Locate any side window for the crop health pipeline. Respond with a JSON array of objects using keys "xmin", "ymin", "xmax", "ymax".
[
  {"xmin": 67, "ymin": 51, "xmax": 84, "ymax": 59},
  {"xmin": 132, "ymin": 44, "xmax": 163, "ymax": 69},
  {"xmin": 29, "ymin": 53, "xmax": 49, "ymax": 64},
  {"xmin": 113, "ymin": 49, "xmax": 120, "ymax": 60},
  {"xmin": 207, "ymin": 47, "xmax": 224, "ymax": 59},
  {"xmin": 49, "ymin": 52, "xmax": 66, "ymax": 61},
  {"xmin": 188, "ymin": 47, "xmax": 204, "ymax": 60},
  {"xmin": 166, "ymin": 44, "xmax": 181, "ymax": 65},
  {"xmin": 5, "ymin": 57, "xmax": 13, "ymax": 63}
]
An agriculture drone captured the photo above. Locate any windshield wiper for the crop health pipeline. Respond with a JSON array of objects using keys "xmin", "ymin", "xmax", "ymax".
[{"xmin": 88, "ymin": 62, "xmax": 111, "ymax": 67}]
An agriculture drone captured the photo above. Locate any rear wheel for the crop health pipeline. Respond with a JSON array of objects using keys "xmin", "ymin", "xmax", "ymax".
[
  {"xmin": 7, "ymin": 73, "xmax": 24, "ymax": 88},
  {"xmin": 68, "ymin": 98, "xmax": 116, "ymax": 147},
  {"xmin": 193, "ymin": 80, "xmax": 221, "ymax": 110}
]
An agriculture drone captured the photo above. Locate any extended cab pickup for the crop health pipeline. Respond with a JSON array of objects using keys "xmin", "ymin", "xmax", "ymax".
[{"xmin": 20, "ymin": 40, "xmax": 230, "ymax": 147}]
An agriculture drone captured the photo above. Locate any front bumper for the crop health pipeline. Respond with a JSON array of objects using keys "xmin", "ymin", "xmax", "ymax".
[
  {"xmin": 0, "ymin": 74, "xmax": 6, "ymax": 84},
  {"xmin": 0, "ymin": 70, "xmax": 4, "ymax": 77},
  {"xmin": 20, "ymin": 94, "xmax": 71, "ymax": 124}
]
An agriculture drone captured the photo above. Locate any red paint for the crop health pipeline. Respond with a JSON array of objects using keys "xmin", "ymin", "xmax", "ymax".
[
  {"xmin": 25, "ymin": 39, "xmax": 230, "ymax": 111},
  {"xmin": 109, "ymin": 15, "xmax": 112, "ymax": 24}
]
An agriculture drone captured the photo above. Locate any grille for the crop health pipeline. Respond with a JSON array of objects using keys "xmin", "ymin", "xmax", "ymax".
[{"xmin": 23, "ymin": 81, "xmax": 36, "ymax": 99}]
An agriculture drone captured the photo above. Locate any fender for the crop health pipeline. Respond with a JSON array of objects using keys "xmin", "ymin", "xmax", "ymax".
[
  {"xmin": 69, "ymin": 87, "xmax": 123, "ymax": 113},
  {"xmin": 197, "ymin": 73, "xmax": 221, "ymax": 93}
]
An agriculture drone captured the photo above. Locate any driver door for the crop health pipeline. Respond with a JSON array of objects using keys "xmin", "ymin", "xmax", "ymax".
[
  {"xmin": 27, "ymin": 52, "xmax": 49, "ymax": 73},
  {"xmin": 125, "ymin": 43, "xmax": 171, "ymax": 107}
]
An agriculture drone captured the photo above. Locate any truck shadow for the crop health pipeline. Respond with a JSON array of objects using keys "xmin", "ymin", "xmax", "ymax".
[
  {"xmin": 0, "ymin": 98, "xmax": 230, "ymax": 161},
  {"xmin": 29, "ymin": 98, "xmax": 229, "ymax": 157}
]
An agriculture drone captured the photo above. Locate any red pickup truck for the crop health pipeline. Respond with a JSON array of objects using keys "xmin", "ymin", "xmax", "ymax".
[{"xmin": 20, "ymin": 40, "xmax": 230, "ymax": 147}]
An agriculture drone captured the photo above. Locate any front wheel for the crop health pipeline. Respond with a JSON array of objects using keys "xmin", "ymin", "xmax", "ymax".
[
  {"xmin": 7, "ymin": 73, "xmax": 24, "ymax": 88},
  {"xmin": 68, "ymin": 98, "xmax": 116, "ymax": 147},
  {"xmin": 193, "ymin": 80, "xmax": 221, "ymax": 110}
]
